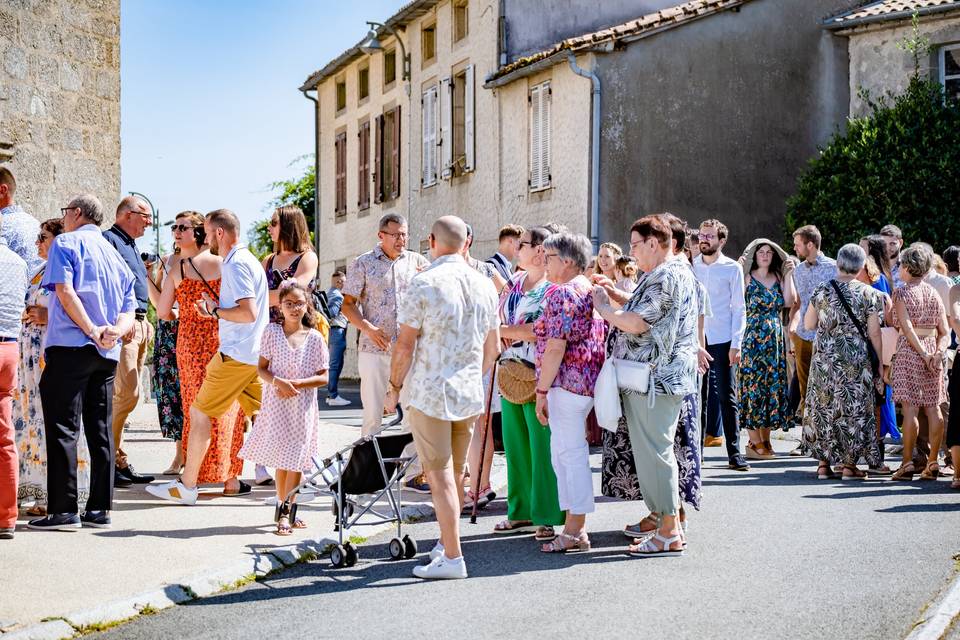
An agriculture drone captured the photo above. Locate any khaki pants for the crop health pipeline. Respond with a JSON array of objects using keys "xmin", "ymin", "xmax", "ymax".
[
  {"xmin": 792, "ymin": 335, "xmax": 814, "ymax": 419},
  {"xmin": 407, "ymin": 407, "xmax": 476, "ymax": 476},
  {"xmin": 112, "ymin": 318, "xmax": 154, "ymax": 467},
  {"xmin": 622, "ymin": 391, "xmax": 684, "ymax": 517}
]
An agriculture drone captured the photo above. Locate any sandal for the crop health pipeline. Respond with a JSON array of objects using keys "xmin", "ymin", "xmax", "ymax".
[
  {"xmin": 764, "ymin": 440, "xmax": 775, "ymax": 456},
  {"xmin": 534, "ymin": 526, "xmax": 556, "ymax": 541},
  {"xmin": 26, "ymin": 505, "xmax": 46, "ymax": 517},
  {"xmin": 920, "ymin": 463, "xmax": 941, "ymax": 481},
  {"xmin": 841, "ymin": 465, "xmax": 867, "ymax": 480},
  {"xmin": 891, "ymin": 463, "xmax": 916, "ymax": 482},
  {"xmin": 816, "ymin": 463, "xmax": 837, "ymax": 480},
  {"xmin": 223, "ymin": 480, "xmax": 252, "ymax": 496},
  {"xmin": 628, "ymin": 531, "xmax": 684, "ymax": 557},
  {"xmin": 275, "ymin": 516, "xmax": 293, "ymax": 536},
  {"xmin": 292, "ymin": 518, "xmax": 307, "ymax": 529},
  {"xmin": 623, "ymin": 513, "xmax": 658, "ymax": 538},
  {"xmin": 540, "ymin": 531, "xmax": 590, "ymax": 553},
  {"xmin": 492, "ymin": 519, "xmax": 536, "ymax": 535}
]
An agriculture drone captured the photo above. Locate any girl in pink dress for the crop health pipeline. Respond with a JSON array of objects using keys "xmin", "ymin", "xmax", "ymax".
[{"xmin": 239, "ymin": 281, "xmax": 329, "ymax": 535}]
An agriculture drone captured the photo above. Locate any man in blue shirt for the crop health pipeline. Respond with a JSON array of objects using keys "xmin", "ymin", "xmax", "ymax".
[
  {"xmin": 27, "ymin": 194, "xmax": 137, "ymax": 531},
  {"xmin": 0, "ymin": 166, "xmax": 42, "ymax": 273},
  {"xmin": 325, "ymin": 270, "xmax": 350, "ymax": 406}
]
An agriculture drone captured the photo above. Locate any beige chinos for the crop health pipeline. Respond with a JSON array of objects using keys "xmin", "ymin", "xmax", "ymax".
[{"xmin": 621, "ymin": 391, "xmax": 684, "ymax": 517}]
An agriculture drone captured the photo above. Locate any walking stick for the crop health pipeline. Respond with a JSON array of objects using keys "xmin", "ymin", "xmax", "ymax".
[{"xmin": 471, "ymin": 360, "xmax": 498, "ymax": 524}]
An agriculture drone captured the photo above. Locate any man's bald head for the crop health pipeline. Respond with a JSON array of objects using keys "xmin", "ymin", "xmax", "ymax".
[
  {"xmin": 117, "ymin": 195, "xmax": 149, "ymax": 218},
  {"xmin": 431, "ymin": 215, "xmax": 468, "ymax": 255}
]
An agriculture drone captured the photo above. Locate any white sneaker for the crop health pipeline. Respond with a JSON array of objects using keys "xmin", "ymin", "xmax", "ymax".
[
  {"xmin": 145, "ymin": 480, "xmax": 198, "ymax": 505},
  {"xmin": 326, "ymin": 396, "xmax": 351, "ymax": 406},
  {"xmin": 429, "ymin": 542, "xmax": 444, "ymax": 562},
  {"xmin": 255, "ymin": 465, "xmax": 273, "ymax": 486},
  {"xmin": 412, "ymin": 554, "xmax": 468, "ymax": 580}
]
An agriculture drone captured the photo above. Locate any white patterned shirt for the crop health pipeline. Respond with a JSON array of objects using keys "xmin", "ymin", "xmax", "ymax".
[
  {"xmin": 0, "ymin": 237, "xmax": 28, "ymax": 338},
  {"xmin": 397, "ymin": 254, "xmax": 499, "ymax": 421},
  {"xmin": 0, "ymin": 203, "xmax": 41, "ymax": 275},
  {"xmin": 792, "ymin": 252, "xmax": 838, "ymax": 342}
]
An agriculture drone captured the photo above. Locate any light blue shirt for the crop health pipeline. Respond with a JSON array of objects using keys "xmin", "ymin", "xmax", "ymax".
[
  {"xmin": 792, "ymin": 252, "xmax": 838, "ymax": 342},
  {"xmin": 218, "ymin": 243, "xmax": 269, "ymax": 366},
  {"xmin": 0, "ymin": 237, "xmax": 28, "ymax": 339},
  {"xmin": 42, "ymin": 224, "xmax": 137, "ymax": 360},
  {"xmin": 0, "ymin": 203, "xmax": 42, "ymax": 274}
]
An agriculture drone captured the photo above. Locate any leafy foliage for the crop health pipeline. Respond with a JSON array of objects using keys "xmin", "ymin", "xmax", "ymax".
[
  {"xmin": 785, "ymin": 77, "xmax": 960, "ymax": 256},
  {"xmin": 248, "ymin": 154, "xmax": 316, "ymax": 259}
]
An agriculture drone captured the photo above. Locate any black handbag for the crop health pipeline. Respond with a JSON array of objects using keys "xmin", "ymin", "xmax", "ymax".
[{"xmin": 829, "ymin": 280, "xmax": 883, "ymax": 401}]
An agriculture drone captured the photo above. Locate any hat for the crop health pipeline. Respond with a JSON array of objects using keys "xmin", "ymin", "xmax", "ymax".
[{"xmin": 739, "ymin": 238, "xmax": 792, "ymax": 281}]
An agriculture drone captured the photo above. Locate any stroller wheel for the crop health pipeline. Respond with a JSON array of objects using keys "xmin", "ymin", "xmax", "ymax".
[
  {"xmin": 388, "ymin": 537, "xmax": 405, "ymax": 560},
  {"xmin": 330, "ymin": 544, "xmax": 347, "ymax": 568},
  {"xmin": 344, "ymin": 542, "xmax": 359, "ymax": 567},
  {"xmin": 403, "ymin": 535, "xmax": 418, "ymax": 559}
]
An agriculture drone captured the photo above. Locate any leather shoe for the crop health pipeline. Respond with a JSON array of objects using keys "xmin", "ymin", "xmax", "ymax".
[
  {"xmin": 117, "ymin": 465, "xmax": 154, "ymax": 484},
  {"xmin": 113, "ymin": 469, "xmax": 133, "ymax": 488},
  {"xmin": 80, "ymin": 510, "xmax": 111, "ymax": 528},
  {"xmin": 728, "ymin": 455, "xmax": 751, "ymax": 471}
]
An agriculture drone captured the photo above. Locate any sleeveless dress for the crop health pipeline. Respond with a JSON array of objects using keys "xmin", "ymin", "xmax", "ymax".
[
  {"xmin": 892, "ymin": 281, "xmax": 946, "ymax": 407},
  {"xmin": 265, "ymin": 252, "xmax": 303, "ymax": 324},
  {"xmin": 739, "ymin": 277, "xmax": 788, "ymax": 431},
  {"xmin": 153, "ymin": 318, "xmax": 184, "ymax": 441},
  {"xmin": 176, "ymin": 270, "xmax": 245, "ymax": 483}
]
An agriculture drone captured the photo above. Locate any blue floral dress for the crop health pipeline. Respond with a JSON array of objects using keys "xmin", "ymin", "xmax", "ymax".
[
  {"xmin": 153, "ymin": 318, "xmax": 184, "ymax": 441},
  {"xmin": 739, "ymin": 277, "xmax": 788, "ymax": 432}
]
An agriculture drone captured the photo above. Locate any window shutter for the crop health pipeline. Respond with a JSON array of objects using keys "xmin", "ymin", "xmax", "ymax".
[
  {"xmin": 374, "ymin": 115, "xmax": 383, "ymax": 204},
  {"xmin": 528, "ymin": 82, "xmax": 551, "ymax": 191},
  {"xmin": 464, "ymin": 64, "xmax": 475, "ymax": 172},
  {"xmin": 422, "ymin": 87, "xmax": 437, "ymax": 186},
  {"xmin": 391, "ymin": 105, "xmax": 401, "ymax": 200},
  {"xmin": 439, "ymin": 76, "xmax": 453, "ymax": 179},
  {"xmin": 358, "ymin": 121, "xmax": 370, "ymax": 209},
  {"xmin": 541, "ymin": 81, "xmax": 551, "ymax": 188},
  {"xmin": 528, "ymin": 84, "xmax": 541, "ymax": 190}
]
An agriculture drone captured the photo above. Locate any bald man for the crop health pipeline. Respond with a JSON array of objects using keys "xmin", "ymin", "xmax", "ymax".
[
  {"xmin": 103, "ymin": 196, "xmax": 155, "ymax": 485},
  {"xmin": 386, "ymin": 215, "xmax": 500, "ymax": 579}
]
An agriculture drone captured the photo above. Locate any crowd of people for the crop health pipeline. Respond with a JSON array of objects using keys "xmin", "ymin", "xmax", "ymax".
[{"xmin": 1, "ymin": 162, "xmax": 959, "ymax": 582}]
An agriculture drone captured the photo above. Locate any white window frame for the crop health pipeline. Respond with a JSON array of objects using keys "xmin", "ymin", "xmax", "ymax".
[
  {"xmin": 421, "ymin": 85, "xmax": 439, "ymax": 187},
  {"xmin": 939, "ymin": 43, "xmax": 960, "ymax": 97},
  {"xmin": 528, "ymin": 80, "xmax": 551, "ymax": 192}
]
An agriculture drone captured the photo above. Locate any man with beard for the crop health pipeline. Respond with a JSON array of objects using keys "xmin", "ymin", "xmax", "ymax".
[
  {"xmin": 880, "ymin": 224, "xmax": 904, "ymax": 289},
  {"xmin": 692, "ymin": 219, "xmax": 749, "ymax": 471}
]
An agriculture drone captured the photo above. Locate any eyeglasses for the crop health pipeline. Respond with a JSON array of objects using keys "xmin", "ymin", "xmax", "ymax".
[
  {"xmin": 134, "ymin": 211, "xmax": 152, "ymax": 220},
  {"xmin": 544, "ymin": 252, "xmax": 560, "ymax": 260},
  {"xmin": 60, "ymin": 206, "xmax": 78, "ymax": 216},
  {"xmin": 281, "ymin": 300, "xmax": 306, "ymax": 309},
  {"xmin": 698, "ymin": 233, "xmax": 717, "ymax": 241},
  {"xmin": 170, "ymin": 224, "xmax": 194, "ymax": 233},
  {"xmin": 268, "ymin": 219, "xmax": 279, "ymax": 228},
  {"xmin": 381, "ymin": 231, "xmax": 408, "ymax": 239},
  {"xmin": 36, "ymin": 233, "xmax": 49, "ymax": 243},
  {"xmin": 519, "ymin": 241, "xmax": 539, "ymax": 249}
]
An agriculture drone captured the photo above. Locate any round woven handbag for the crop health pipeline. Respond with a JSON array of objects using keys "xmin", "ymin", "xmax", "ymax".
[{"xmin": 497, "ymin": 358, "xmax": 537, "ymax": 405}]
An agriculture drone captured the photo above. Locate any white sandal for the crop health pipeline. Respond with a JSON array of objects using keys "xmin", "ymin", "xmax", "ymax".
[{"xmin": 628, "ymin": 532, "xmax": 685, "ymax": 557}]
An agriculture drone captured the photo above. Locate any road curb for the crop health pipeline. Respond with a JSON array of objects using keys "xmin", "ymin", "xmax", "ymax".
[
  {"xmin": 907, "ymin": 564, "xmax": 960, "ymax": 640},
  {"xmin": 2, "ymin": 464, "xmax": 506, "ymax": 638}
]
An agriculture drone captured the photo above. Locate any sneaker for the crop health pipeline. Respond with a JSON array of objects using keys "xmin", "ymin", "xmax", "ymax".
[
  {"xmin": 255, "ymin": 465, "xmax": 274, "ymax": 486},
  {"xmin": 404, "ymin": 474, "xmax": 431, "ymax": 494},
  {"xmin": 80, "ymin": 510, "xmax": 111, "ymax": 529},
  {"xmin": 1, "ymin": 528, "xmax": 14, "ymax": 540},
  {"xmin": 26, "ymin": 513, "xmax": 81, "ymax": 531},
  {"xmin": 145, "ymin": 480, "xmax": 198, "ymax": 505},
  {"xmin": 326, "ymin": 395, "xmax": 351, "ymax": 406},
  {"xmin": 728, "ymin": 455, "xmax": 751, "ymax": 471},
  {"xmin": 412, "ymin": 554, "xmax": 468, "ymax": 580},
  {"xmin": 429, "ymin": 542, "xmax": 444, "ymax": 562}
]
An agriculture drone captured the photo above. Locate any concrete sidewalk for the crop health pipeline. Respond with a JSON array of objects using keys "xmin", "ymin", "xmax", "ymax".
[{"xmin": 0, "ymin": 390, "xmax": 472, "ymax": 635}]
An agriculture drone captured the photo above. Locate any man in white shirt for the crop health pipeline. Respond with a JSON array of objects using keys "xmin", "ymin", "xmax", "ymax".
[{"xmin": 692, "ymin": 219, "xmax": 749, "ymax": 471}]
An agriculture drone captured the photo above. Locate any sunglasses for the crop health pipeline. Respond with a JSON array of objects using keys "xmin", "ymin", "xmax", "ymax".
[
  {"xmin": 170, "ymin": 224, "xmax": 194, "ymax": 233},
  {"xmin": 36, "ymin": 233, "xmax": 49, "ymax": 243},
  {"xmin": 269, "ymin": 219, "xmax": 279, "ymax": 227}
]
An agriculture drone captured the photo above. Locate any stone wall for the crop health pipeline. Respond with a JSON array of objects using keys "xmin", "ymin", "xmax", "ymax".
[{"xmin": 0, "ymin": 0, "xmax": 121, "ymax": 222}]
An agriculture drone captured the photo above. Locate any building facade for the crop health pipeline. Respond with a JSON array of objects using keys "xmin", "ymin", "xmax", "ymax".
[{"xmin": 0, "ymin": 0, "xmax": 121, "ymax": 221}]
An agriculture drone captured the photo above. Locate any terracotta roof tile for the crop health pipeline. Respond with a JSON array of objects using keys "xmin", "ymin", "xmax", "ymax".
[{"xmin": 824, "ymin": 0, "xmax": 960, "ymax": 29}]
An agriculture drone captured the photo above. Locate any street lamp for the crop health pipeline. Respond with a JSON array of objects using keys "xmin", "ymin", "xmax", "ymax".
[
  {"xmin": 128, "ymin": 191, "xmax": 161, "ymax": 254},
  {"xmin": 359, "ymin": 21, "xmax": 410, "ymax": 82}
]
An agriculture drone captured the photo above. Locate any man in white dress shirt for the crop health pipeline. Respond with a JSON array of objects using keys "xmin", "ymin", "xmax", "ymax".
[{"xmin": 692, "ymin": 219, "xmax": 749, "ymax": 471}]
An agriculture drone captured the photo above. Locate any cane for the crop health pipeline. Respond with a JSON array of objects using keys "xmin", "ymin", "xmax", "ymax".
[{"xmin": 471, "ymin": 360, "xmax": 498, "ymax": 524}]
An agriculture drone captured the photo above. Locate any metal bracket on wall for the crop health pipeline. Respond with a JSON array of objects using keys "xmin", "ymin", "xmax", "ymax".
[{"xmin": 0, "ymin": 140, "xmax": 13, "ymax": 163}]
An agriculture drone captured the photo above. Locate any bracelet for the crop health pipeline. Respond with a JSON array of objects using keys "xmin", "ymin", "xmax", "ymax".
[
  {"xmin": 535, "ymin": 388, "xmax": 550, "ymax": 396},
  {"xmin": 389, "ymin": 380, "xmax": 403, "ymax": 393},
  {"xmin": 211, "ymin": 307, "xmax": 220, "ymax": 319}
]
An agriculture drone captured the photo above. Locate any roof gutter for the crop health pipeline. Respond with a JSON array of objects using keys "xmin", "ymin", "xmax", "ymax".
[
  {"xmin": 299, "ymin": 87, "xmax": 321, "ymax": 257},
  {"xmin": 566, "ymin": 52, "xmax": 601, "ymax": 253},
  {"xmin": 823, "ymin": 4, "xmax": 960, "ymax": 31}
]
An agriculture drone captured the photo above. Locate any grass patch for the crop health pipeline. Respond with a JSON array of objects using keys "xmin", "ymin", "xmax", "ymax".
[
  {"xmin": 220, "ymin": 573, "xmax": 257, "ymax": 592},
  {"xmin": 348, "ymin": 534, "xmax": 367, "ymax": 545}
]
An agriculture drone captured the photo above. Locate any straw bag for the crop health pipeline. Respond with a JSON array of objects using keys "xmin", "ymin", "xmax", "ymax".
[{"xmin": 497, "ymin": 358, "xmax": 537, "ymax": 405}]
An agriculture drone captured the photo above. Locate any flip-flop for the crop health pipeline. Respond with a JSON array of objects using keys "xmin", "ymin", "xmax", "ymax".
[
  {"xmin": 223, "ymin": 480, "xmax": 252, "ymax": 497},
  {"xmin": 492, "ymin": 520, "xmax": 537, "ymax": 535}
]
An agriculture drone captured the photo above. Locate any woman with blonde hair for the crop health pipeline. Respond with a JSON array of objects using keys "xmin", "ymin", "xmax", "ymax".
[{"xmin": 594, "ymin": 242, "xmax": 635, "ymax": 292}]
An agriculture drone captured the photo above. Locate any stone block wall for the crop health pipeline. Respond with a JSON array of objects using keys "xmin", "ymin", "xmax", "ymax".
[{"xmin": 0, "ymin": 0, "xmax": 121, "ymax": 222}]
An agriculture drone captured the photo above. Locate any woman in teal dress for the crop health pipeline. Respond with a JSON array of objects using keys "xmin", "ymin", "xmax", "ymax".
[{"xmin": 739, "ymin": 240, "xmax": 795, "ymax": 459}]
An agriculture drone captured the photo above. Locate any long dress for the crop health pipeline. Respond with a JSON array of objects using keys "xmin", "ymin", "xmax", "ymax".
[
  {"xmin": 153, "ymin": 318, "xmax": 184, "ymax": 441},
  {"xmin": 739, "ymin": 277, "xmax": 788, "ymax": 431},
  {"xmin": 892, "ymin": 281, "xmax": 946, "ymax": 408},
  {"xmin": 239, "ymin": 324, "xmax": 328, "ymax": 471},
  {"xmin": 804, "ymin": 280, "xmax": 882, "ymax": 465},
  {"xmin": 176, "ymin": 276, "xmax": 245, "ymax": 483},
  {"xmin": 14, "ymin": 264, "xmax": 90, "ymax": 508},
  {"xmin": 870, "ymin": 275, "xmax": 899, "ymax": 441}
]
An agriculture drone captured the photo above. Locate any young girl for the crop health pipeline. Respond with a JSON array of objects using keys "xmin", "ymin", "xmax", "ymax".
[{"xmin": 239, "ymin": 280, "xmax": 329, "ymax": 535}]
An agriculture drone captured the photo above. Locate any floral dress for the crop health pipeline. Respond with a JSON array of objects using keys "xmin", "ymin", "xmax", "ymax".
[
  {"xmin": 153, "ymin": 318, "xmax": 184, "ymax": 441},
  {"xmin": 803, "ymin": 280, "xmax": 882, "ymax": 466},
  {"xmin": 14, "ymin": 264, "xmax": 90, "ymax": 508},
  {"xmin": 739, "ymin": 277, "xmax": 788, "ymax": 432},
  {"xmin": 892, "ymin": 281, "xmax": 946, "ymax": 407}
]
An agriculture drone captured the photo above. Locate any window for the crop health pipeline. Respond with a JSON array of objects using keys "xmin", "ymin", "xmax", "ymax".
[
  {"xmin": 334, "ymin": 131, "xmax": 347, "ymax": 217},
  {"xmin": 335, "ymin": 78, "xmax": 347, "ymax": 113},
  {"xmin": 358, "ymin": 120, "xmax": 371, "ymax": 210},
  {"xmin": 334, "ymin": 259, "xmax": 347, "ymax": 274},
  {"xmin": 453, "ymin": 0, "xmax": 469, "ymax": 42},
  {"xmin": 422, "ymin": 22, "xmax": 436, "ymax": 65},
  {"xmin": 529, "ymin": 81, "xmax": 551, "ymax": 192},
  {"xmin": 941, "ymin": 44, "xmax": 960, "ymax": 102},
  {"xmin": 422, "ymin": 85, "xmax": 439, "ymax": 187},
  {"xmin": 384, "ymin": 49, "xmax": 397, "ymax": 88},
  {"xmin": 375, "ymin": 106, "xmax": 401, "ymax": 202},
  {"xmin": 358, "ymin": 64, "xmax": 369, "ymax": 101},
  {"xmin": 439, "ymin": 65, "xmax": 475, "ymax": 179}
]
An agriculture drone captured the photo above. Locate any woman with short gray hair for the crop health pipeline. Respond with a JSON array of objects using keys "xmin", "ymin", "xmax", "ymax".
[
  {"xmin": 802, "ymin": 243, "xmax": 884, "ymax": 479},
  {"xmin": 891, "ymin": 245, "xmax": 949, "ymax": 481},
  {"xmin": 533, "ymin": 232, "xmax": 606, "ymax": 553}
]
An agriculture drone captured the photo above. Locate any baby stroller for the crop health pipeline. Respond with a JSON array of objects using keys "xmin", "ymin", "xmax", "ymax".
[{"xmin": 281, "ymin": 426, "xmax": 419, "ymax": 568}]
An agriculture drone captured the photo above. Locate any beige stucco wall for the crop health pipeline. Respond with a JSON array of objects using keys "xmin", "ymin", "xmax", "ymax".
[
  {"xmin": 845, "ymin": 12, "xmax": 960, "ymax": 117},
  {"xmin": 0, "ymin": 0, "xmax": 121, "ymax": 222}
]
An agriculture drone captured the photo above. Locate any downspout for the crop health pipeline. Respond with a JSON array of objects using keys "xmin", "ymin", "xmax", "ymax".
[
  {"xmin": 567, "ymin": 52, "xmax": 601, "ymax": 252},
  {"xmin": 300, "ymin": 87, "xmax": 321, "ymax": 256}
]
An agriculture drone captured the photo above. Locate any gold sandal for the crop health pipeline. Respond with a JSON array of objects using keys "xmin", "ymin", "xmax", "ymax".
[
  {"xmin": 540, "ymin": 531, "xmax": 590, "ymax": 553},
  {"xmin": 920, "ymin": 463, "xmax": 941, "ymax": 481}
]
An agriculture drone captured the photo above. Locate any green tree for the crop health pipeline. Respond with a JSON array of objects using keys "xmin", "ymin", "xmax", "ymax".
[{"xmin": 248, "ymin": 154, "xmax": 316, "ymax": 258}]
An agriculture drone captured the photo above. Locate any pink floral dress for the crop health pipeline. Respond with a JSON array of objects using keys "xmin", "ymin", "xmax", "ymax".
[
  {"xmin": 892, "ymin": 281, "xmax": 946, "ymax": 407},
  {"xmin": 239, "ymin": 324, "xmax": 329, "ymax": 471}
]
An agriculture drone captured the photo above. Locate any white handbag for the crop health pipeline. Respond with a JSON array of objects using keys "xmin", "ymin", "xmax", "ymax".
[
  {"xmin": 593, "ymin": 358, "xmax": 621, "ymax": 432},
  {"xmin": 612, "ymin": 358, "xmax": 656, "ymax": 408}
]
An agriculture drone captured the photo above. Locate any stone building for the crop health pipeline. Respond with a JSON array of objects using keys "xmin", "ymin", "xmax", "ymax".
[
  {"xmin": 0, "ymin": 0, "xmax": 121, "ymax": 221},
  {"xmin": 823, "ymin": 0, "xmax": 960, "ymax": 117}
]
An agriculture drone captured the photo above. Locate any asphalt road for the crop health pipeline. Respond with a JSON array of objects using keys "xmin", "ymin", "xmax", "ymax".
[{"xmin": 96, "ymin": 444, "xmax": 960, "ymax": 640}]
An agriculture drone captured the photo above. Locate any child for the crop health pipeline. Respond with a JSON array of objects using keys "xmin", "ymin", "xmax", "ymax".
[{"xmin": 239, "ymin": 280, "xmax": 329, "ymax": 535}]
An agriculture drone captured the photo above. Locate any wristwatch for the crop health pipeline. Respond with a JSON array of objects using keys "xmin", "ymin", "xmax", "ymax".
[{"xmin": 535, "ymin": 388, "xmax": 550, "ymax": 396}]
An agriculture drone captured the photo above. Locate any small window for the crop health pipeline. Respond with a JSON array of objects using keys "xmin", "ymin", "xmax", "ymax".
[
  {"xmin": 334, "ymin": 131, "xmax": 347, "ymax": 216},
  {"xmin": 358, "ymin": 65, "xmax": 369, "ymax": 101},
  {"xmin": 452, "ymin": 69, "xmax": 467, "ymax": 171},
  {"xmin": 529, "ymin": 81, "xmax": 551, "ymax": 192},
  {"xmin": 941, "ymin": 44, "xmax": 960, "ymax": 102},
  {"xmin": 422, "ymin": 22, "xmax": 436, "ymax": 65},
  {"xmin": 334, "ymin": 260, "xmax": 347, "ymax": 273},
  {"xmin": 335, "ymin": 78, "xmax": 347, "ymax": 113},
  {"xmin": 384, "ymin": 49, "xmax": 397, "ymax": 88},
  {"xmin": 453, "ymin": 1, "xmax": 469, "ymax": 42}
]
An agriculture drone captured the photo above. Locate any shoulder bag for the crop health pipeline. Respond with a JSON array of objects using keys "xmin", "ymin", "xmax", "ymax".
[{"xmin": 829, "ymin": 280, "xmax": 883, "ymax": 402}]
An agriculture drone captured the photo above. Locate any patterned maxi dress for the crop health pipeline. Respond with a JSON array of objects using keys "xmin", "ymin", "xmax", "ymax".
[
  {"xmin": 739, "ymin": 277, "xmax": 788, "ymax": 431},
  {"xmin": 176, "ymin": 276, "xmax": 246, "ymax": 482},
  {"xmin": 803, "ymin": 280, "xmax": 882, "ymax": 465},
  {"xmin": 14, "ymin": 265, "xmax": 90, "ymax": 508},
  {"xmin": 153, "ymin": 318, "xmax": 184, "ymax": 441},
  {"xmin": 892, "ymin": 281, "xmax": 946, "ymax": 407}
]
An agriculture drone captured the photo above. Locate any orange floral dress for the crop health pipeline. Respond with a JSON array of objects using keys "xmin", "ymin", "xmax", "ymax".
[{"xmin": 176, "ymin": 276, "xmax": 245, "ymax": 482}]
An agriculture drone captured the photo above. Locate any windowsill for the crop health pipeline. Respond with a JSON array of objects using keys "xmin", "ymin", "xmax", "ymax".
[
  {"xmin": 335, "ymin": 212, "xmax": 348, "ymax": 223},
  {"xmin": 453, "ymin": 36, "xmax": 468, "ymax": 48},
  {"xmin": 422, "ymin": 181, "xmax": 437, "ymax": 190},
  {"xmin": 528, "ymin": 186, "xmax": 553, "ymax": 198},
  {"xmin": 422, "ymin": 57, "xmax": 436, "ymax": 70},
  {"xmin": 358, "ymin": 206, "xmax": 370, "ymax": 218},
  {"xmin": 358, "ymin": 96, "xmax": 369, "ymax": 107},
  {"xmin": 383, "ymin": 80, "xmax": 397, "ymax": 93},
  {"xmin": 335, "ymin": 107, "xmax": 347, "ymax": 118}
]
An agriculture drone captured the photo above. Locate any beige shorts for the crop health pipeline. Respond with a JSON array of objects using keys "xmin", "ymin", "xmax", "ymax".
[
  {"xmin": 193, "ymin": 352, "xmax": 262, "ymax": 420},
  {"xmin": 407, "ymin": 407, "xmax": 477, "ymax": 474}
]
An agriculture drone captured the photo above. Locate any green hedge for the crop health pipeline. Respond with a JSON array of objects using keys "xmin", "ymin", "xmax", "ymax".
[{"xmin": 785, "ymin": 78, "xmax": 960, "ymax": 256}]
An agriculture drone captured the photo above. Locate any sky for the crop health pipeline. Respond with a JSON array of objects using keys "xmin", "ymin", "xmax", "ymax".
[{"xmin": 120, "ymin": 0, "xmax": 403, "ymax": 252}]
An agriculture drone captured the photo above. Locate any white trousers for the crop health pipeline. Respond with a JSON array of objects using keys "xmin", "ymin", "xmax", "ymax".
[
  {"xmin": 546, "ymin": 388, "xmax": 595, "ymax": 516},
  {"xmin": 358, "ymin": 351, "xmax": 420, "ymax": 476}
]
